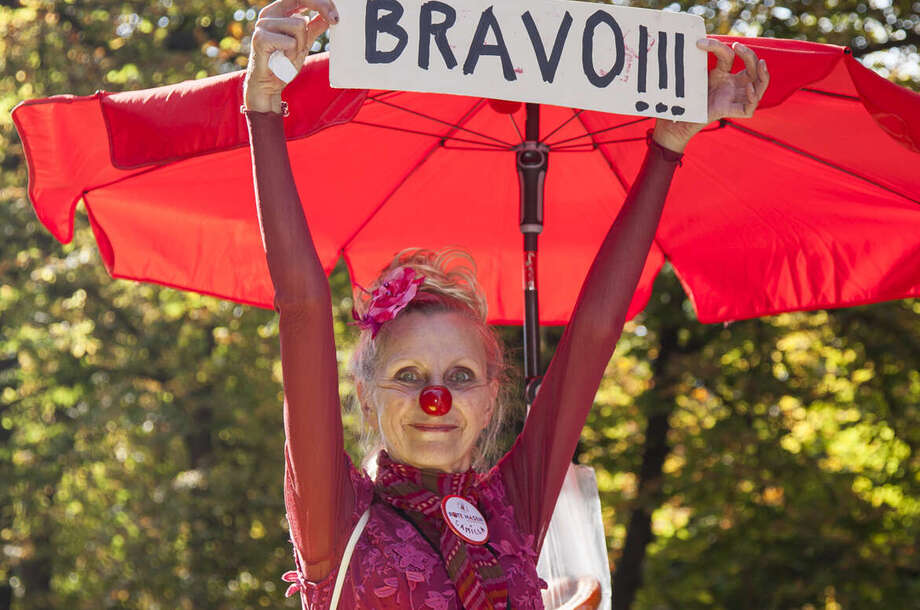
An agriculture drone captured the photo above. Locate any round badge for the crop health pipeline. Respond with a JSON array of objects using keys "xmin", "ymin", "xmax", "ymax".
[{"xmin": 440, "ymin": 495, "xmax": 489, "ymax": 545}]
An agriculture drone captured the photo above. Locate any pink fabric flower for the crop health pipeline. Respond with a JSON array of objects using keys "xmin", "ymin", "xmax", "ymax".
[
  {"xmin": 352, "ymin": 266, "xmax": 425, "ymax": 338},
  {"xmin": 281, "ymin": 569, "xmax": 303, "ymax": 598}
]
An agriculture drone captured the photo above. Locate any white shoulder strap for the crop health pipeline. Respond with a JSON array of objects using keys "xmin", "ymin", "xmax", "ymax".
[{"xmin": 330, "ymin": 508, "xmax": 371, "ymax": 610}]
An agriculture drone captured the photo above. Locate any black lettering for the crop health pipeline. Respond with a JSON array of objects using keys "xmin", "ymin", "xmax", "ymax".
[
  {"xmin": 365, "ymin": 0, "xmax": 408, "ymax": 64},
  {"xmin": 463, "ymin": 6, "xmax": 516, "ymax": 81},
  {"xmin": 581, "ymin": 10, "xmax": 624, "ymax": 88},
  {"xmin": 658, "ymin": 31, "xmax": 668, "ymax": 90},
  {"xmin": 521, "ymin": 10, "xmax": 573, "ymax": 83},
  {"xmin": 419, "ymin": 1, "xmax": 457, "ymax": 70},
  {"xmin": 674, "ymin": 32, "xmax": 685, "ymax": 97},
  {"xmin": 637, "ymin": 25, "xmax": 648, "ymax": 93}
]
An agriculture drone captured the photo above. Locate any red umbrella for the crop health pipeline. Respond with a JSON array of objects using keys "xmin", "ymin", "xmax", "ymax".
[{"xmin": 12, "ymin": 35, "xmax": 920, "ymax": 333}]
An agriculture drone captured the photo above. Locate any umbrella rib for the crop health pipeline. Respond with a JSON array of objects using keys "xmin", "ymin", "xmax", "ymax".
[
  {"xmin": 80, "ymin": 163, "xmax": 177, "ymax": 197},
  {"xmin": 339, "ymin": 99, "xmax": 489, "ymax": 251},
  {"xmin": 541, "ymin": 145, "xmax": 597, "ymax": 152},
  {"xmin": 574, "ymin": 113, "xmax": 628, "ymax": 192},
  {"xmin": 539, "ymin": 109, "xmax": 584, "ymax": 145},
  {"xmin": 363, "ymin": 90, "xmax": 405, "ymax": 104},
  {"xmin": 800, "ymin": 87, "xmax": 861, "ymax": 102},
  {"xmin": 365, "ymin": 94, "xmax": 514, "ymax": 148},
  {"xmin": 569, "ymin": 122, "xmax": 727, "ymax": 151},
  {"xmin": 546, "ymin": 116, "xmax": 651, "ymax": 149},
  {"xmin": 724, "ymin": 121, "xmax": 920, "ymax": 206},
  {"xmin": 442, "ymin": 145, "xmax": 511, "ymax": 151},
  {"xmin": 350, "ymin": 120, "xmax": 510, "ymax": 150},
  {"xmin": 509, "ymin": 113, "xmax": 524, "ymax": 144},
  {"xmin": 554, "ymin": 136, "xmax": 646, "ymax": 150}
]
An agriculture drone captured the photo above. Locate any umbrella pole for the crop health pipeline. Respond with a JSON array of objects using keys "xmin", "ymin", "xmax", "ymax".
[{"xmin": 518, "ymin": 103, "xmax": 549, "ymax": 405}]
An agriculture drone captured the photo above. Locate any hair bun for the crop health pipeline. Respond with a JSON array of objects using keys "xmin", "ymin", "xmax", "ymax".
[{"xmin": 354, "ymin": 247, "xmax": 488, "ymax": 323}]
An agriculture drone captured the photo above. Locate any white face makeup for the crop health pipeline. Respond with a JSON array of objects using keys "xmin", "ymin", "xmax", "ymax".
[{"xmin": 362, "ymin": 311, "xmax": 498, "ymax": 473}]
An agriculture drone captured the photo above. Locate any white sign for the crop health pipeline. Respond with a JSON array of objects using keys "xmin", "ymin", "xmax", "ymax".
[
  {"xmin": 441, "ymin": 495, "xmax": 489, "ymax": 545},
  {"xmin": 329, "ymin": 0, "xmax": 707, "ymax": 122}
]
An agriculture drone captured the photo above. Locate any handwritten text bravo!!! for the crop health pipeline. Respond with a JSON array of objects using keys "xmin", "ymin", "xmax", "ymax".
[{"xmin": 329, "ymin": 0, "xmax": 707, "ymax": 122}]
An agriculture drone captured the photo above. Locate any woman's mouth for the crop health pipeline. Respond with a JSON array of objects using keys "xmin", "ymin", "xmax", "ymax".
[{"xmin": 410, "ymin": 423, "xmax": 457, "ymax": 432}]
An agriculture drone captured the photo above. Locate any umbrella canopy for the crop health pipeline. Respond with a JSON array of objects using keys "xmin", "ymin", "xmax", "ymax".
[{"xmin": 12, "ymin": 36, "xmax": 920, "ymax": 325}]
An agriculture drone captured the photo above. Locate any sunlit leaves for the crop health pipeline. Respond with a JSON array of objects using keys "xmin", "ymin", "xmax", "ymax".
[
  {"xmin": 582, "ymin": 268, "xmax": 919, "ymax": 608},
  {"xmin": 2, "ymin": 0, "xmax": 919, "ymax": 608}
]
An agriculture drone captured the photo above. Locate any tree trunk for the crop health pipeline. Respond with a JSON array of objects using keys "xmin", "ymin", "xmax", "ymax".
[{"xmin": 612, "ymin": 323, "xmax": 679, "ymax": 610}]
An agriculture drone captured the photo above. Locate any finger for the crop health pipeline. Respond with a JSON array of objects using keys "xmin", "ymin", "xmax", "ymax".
[
  {"xmin": 733, "ymin": 42, "xmax": 759, "ymax": 82},
  {"xmin": 754, "ymin": 59, "xmax": 770, "ymax": 101},
  {"xmin": 305, "ymin": 13, "xmax": 330, "ymax": 50},
  {"xmin": 260, "ymin": 0, "xmax": 338, "ymax": 23},
  {"xmin": 250, "ymin": 29, "xmax": 298, "ymax": 77},
  {"xmin": 744, "ymin": 94, "xmax": 758, "ymax": 117},
  {"xmin": 302, "ymin": 0, "xmax": 338, "ymax": 25},
  {"xmin": 741, "ymin": 83, "xmax": 760, "ymax": 116},
  {"xmin": 742, "ymin": 62, "xmax": 770, "ymax": 117},
  {"xmin": 257, "ymin": 17, "xmax": 309, "ymax": 56},
  {"xmin": 699, "ymin": 38, "xmax": 735, "ymax": 73},
  {"xmin": 259, "ymin": 0, "xmax": 309, "ymax": 18},
  {"xmin": 259, "ymin": 0, "xmax": 301, "ymax": 18}
]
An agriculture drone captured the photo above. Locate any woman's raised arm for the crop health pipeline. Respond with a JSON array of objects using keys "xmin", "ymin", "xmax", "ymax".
[
  {"xmin": 498, "ymin": 39, "xmax": 769, "ymax": 548},
  {"xmin": 244, "ymin": 0, "xmax": 349, "ymax": 582},
  {"xmin": 497, "ymin": 131, "xmax": 681, "ymax": 546}
]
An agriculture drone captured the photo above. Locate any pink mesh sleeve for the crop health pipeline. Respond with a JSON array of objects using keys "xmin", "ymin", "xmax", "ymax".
[{"xmin": 246, "ymin": 110, "xmax": 354, "ymax": 581}]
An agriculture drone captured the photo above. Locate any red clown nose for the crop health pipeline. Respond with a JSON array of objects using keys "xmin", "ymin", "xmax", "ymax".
[{"xmin": 419, "ymin": 385, "xmax": 452, "ymax": 416}]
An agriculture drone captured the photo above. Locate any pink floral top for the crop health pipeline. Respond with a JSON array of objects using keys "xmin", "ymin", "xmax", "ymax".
[
  {"xmin": 283, "ymin": 455, "xmax": 548, "ymax": 609},
  {"xmin": 245, "ymin": 107, "xmax": 680, "ymax": 608}
]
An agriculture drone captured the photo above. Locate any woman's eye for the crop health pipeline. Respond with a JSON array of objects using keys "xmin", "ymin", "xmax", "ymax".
[
  {"xmin": 450, "ymin": 368, "xmax": 473, "ymax": 383},
  {"xmin": 396, "ymin": 369, "xmax": 420, "ymax": 383}
]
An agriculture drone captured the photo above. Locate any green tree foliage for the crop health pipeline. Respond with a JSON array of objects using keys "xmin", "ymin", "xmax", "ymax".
[
  {"xmin": 581, "ymin": 270, "xmax": 920, "ymax": 609},
  {"xmin": 1, "ymin": 1, "xmax": 918, "ymax": 609}
]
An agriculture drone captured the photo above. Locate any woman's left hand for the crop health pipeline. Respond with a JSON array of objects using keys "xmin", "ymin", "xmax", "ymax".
[{"xmin": 652, "ymin": 38, "xmax": 770, "ymax": 154}]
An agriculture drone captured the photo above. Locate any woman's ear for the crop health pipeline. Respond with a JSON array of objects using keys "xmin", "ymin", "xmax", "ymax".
[
  {"xmin": 484, "ymin": 378, "xmax": 500, "ymax": 422},
  {"xmin": 356, "ymin": 381, "xmax": 379, "ymax": 432}
]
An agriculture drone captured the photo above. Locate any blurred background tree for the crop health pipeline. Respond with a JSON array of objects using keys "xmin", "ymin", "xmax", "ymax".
[{"xmin": 1, "ymin": 0, "xmax": 917, "ymax": 608}]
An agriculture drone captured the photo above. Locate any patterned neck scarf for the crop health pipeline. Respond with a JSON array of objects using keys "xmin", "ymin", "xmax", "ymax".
[{"xmin": 373, "ymin": 451, "xmax": 508, "ymax": 609}]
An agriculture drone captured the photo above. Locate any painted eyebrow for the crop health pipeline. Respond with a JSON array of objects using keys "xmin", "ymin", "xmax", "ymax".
[
  {"xmin": 380, "ymin": 355, "xmax": 418, "ymax": 366},
  {"xmin": 448, "ymin": 361, "xmax": 483, "ymax": 376},
  {"xmin": 386, "ymin": 360, "xmax": 422, "ymax": 372}
]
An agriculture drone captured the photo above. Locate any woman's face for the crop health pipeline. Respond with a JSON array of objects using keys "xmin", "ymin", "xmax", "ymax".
[{"xmin": 361, "ymin": 311, "xmax": 498, "ymax": 473}]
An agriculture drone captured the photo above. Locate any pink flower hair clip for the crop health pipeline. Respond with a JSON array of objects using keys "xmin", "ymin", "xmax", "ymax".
[{"xmin": 352, "ymin": 266, "xmax": 425, "ymax": 338}]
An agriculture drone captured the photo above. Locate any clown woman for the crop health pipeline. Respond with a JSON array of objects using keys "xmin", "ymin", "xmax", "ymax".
[{"xmin": 242, "ymin": 0, "xmax": 769, "ymax": 607}]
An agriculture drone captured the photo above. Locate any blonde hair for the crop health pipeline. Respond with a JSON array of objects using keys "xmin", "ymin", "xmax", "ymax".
[{"xmin": 349, "ymin": 247, "xmax": 516, "ymax": 471}]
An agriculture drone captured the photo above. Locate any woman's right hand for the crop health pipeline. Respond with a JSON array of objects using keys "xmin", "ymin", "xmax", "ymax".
[{"xmin": 243, "ymin": 0, "xmax": 340, "ymax": 113}]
